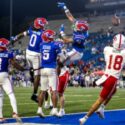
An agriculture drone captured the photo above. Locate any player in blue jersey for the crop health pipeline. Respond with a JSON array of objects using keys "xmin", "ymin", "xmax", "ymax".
[
  {"xmin": 37, "ymin": 29, "xmax": 66, "ymax": 117},
  {"xmin": 57, "ymin": 2, "xmax": 89, "ymax": 61},
  {"xmin": 12, "ymin": 17, "xmax": 48, "ymax": 102},
  {"xmin": 0, "ymin": 38, "xmax": 25, "ymax": 123}
]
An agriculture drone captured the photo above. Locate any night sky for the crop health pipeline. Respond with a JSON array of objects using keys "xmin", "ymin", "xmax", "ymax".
[{"xmin": 0, "ymin": 0, "xmax": 86, "ymax": 37}]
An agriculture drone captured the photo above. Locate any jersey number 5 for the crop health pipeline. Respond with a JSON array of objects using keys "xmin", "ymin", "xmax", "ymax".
[{"xmin": 108, "ymin": 55, "xmax": 123, "ymax": 70}]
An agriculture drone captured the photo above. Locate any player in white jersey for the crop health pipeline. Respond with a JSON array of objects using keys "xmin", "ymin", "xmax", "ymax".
[
  {"xmin": 79, "ymin": 34, "xmax": 125, "ymax": 125},
  {"xmin": 57, "ymin": 56, "xmax": 70, "ymax": 117},
  {"xmin": 0, "ymin": 38, "xmax": 25, "ymax": 123},
  {"xmin": 12, "ymin": 17, "xmax": 48, "ymax": 102}
]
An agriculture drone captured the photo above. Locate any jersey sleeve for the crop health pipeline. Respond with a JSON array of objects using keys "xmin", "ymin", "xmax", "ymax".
[{"xmin": 8, "ymin": 52, "xmax": 14, "ymax": 59}]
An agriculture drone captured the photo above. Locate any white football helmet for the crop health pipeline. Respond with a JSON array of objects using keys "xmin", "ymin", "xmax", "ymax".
[{"xmin": 113, "ymin": 34, "xmax": 125, "ymax": 50}]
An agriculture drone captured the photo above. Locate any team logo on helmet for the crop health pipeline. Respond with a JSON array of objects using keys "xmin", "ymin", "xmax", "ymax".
[
  {"xmin": 42, "ymin": 29, "xmax": 56, "ymax": 42},
  {"xmin": 34, "ymin": 17, "xmax": 48, "ymax": 30},
  {"xmin": 0, "ymin": 38, "xmax": 9, "ymax": 50},
  {"xmin": 74, "ymin": 20, "xmax": 89, "ymax": 32}
]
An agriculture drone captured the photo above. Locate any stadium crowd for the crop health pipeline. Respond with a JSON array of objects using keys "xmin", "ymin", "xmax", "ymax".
[{"xmin": 1, "ymin": 1, "xmax": 125, "ymax": 125}]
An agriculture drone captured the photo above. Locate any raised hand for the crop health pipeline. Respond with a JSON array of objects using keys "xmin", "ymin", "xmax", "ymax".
[{"xmin": 57, "ymin": 2, "xmax": 67, "ymax": 10}]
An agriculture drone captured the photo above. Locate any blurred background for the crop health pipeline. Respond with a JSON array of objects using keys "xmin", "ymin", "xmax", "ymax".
[{"xmin": 0, "ymin": 0, "xmax": 125, "ymax": 38}]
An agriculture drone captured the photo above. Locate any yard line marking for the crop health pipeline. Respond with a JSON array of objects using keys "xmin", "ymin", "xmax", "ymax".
[{"xmin": 4, "ymin": 98, "xmax": 125, "ymax": 106}]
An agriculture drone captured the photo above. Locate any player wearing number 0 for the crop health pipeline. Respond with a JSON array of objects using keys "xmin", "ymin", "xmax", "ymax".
[
  {"xmin": 12, "ymin": 17, "xmax": 48, "ymax": 102},
  {"xmin": 37, "ymin": 29, "xmax": 66, "ymax": 117},
  {"xmin": 57, "ymin": 2, "xmax": 89, "ymax": 61},
  {"xmin": 79, "ymin": 34, "xmax": 125, "ymax": 125},
  {"xmin": 0, "ymin": 38, "xmax": 25, "ymax": 123}
]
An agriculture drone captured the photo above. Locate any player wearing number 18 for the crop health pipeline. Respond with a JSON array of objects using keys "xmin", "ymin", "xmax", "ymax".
[{"xmin": 79, "ymin": 34, "xmax": 125, "ymax": 125}]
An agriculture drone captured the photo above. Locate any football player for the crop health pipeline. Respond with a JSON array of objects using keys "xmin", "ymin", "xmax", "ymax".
[
  {"xmin": 11, "ymin": 17, "xmax": 48, "ymax": 102},
  {"xmin": 57, "ymin": 48, "xmax": 70, "ymax": 117},
  {"xmin": 57, "ymin": 2, "xmax": 89, "ymax": 61},
  {"xmin": 0, "ymin": 38, "xmax": 25, "ymax": 123},
  {"xmin": 79, "ymin": 34, "xmax": 125, "ymax": 125},
  {"xmin": 37, "ymin": 29, "xmax": 66, "ymax": 117}
]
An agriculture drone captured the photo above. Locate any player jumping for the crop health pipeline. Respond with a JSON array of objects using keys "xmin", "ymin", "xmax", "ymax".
[
  {"xmin": 57, "ymin": 2, "xmax": 89, "ymax": 61},
  {"xmin": 11, "ymin": 17, "xmax": 48, "ymax": 103}
]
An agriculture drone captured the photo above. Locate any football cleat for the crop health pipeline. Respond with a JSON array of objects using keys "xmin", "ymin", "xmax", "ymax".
[
  {"xmin": 0, "ymin": 118, "xmax": 6, "ymax": 123},
  {"xmin": 31, "ymin": 94, "xmax": 38, "ymax": 103},
  {"xmin": 37, "ymin": 108, "xmax": 45, "ymax": 118},
  {"xmin": 58, "ymin": 109, "xmax": 65, "ymax": 117},
  {"xmin": 79, "ymin": 117, "xmax": 87, "ymax": 125},
  {"xmin": 12, "ymin": 112, "xmax": 22, "ymax": 123},
  {"xmin": 50, "ymin": 108, "xmax": 58, "ymax": 116},
  {"xmin": 96, "ymin": 106, "xmax": 105, "ymax": 119}
]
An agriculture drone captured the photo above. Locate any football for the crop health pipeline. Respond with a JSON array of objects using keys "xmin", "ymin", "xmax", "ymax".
[{"xmin": 112, "ymin": 15, "xmax": 120, "ymax": 26}]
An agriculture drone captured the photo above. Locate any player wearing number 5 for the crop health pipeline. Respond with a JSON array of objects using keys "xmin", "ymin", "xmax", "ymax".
[
  {"xmin": 37, "ymin": 29, "xmax": 65, "ymax": 117},
  {"xmin": 11, "ymin": 18, "xmax": 48, "ymax": 102},
  {"xmin": 79, "ymin": 34, "xmax": 125, "ymax": 125}
]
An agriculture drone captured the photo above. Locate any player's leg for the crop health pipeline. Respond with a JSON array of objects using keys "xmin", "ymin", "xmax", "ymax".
[
  {"xmin": 37, "ymin": 69, "xmax": 48, "ymax": 117},
  {"xmin": 48, "ymin": 68, "xmax": 58, "ymax": 116},
  {"xmin": 48, "ymin": 88, "xmax": 53, "ymax": 109},
  {"xmin": 97, "ymin": 83, "xmax": 117, "ymax": 119},
  {"xmin": 2, "ymin": 78, "xmax": 22, "ymax": 123},
  {"xmin": 44, "ymin": 91, "xmax": 50, "ymax": 109},
  {"xmin": 30, "ymin": 55, "xmax": 41, "ymax": 102},
  {"xmin": 67, "ymin": 49, "xmax": 83, "ymax": 61},
  {"xmin": 0, "ymin": 87, "xmax": 5, "ymax": 122},
  {"xmin": 79, "ymin": 76, "xmax": 117, "ymax": 125},
  {"xmin": 58, "ymin": 71, "xmax": 69, "ymax": 117}
]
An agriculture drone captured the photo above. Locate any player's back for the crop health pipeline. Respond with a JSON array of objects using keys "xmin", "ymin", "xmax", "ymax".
[
  {"xmin": 40, "ymin": 41, "xmax": 61, "ymax": 68},
  {"xmin": 104, "ymin": 46, "xmax": 125, "ymax": 78},
  {"xmin": 0, "ymin": 51, "xmax": 13, "ymax": 72},
  {"xmin": 27, "ymin": 27, "xmax": 43, "ymax": 53}
]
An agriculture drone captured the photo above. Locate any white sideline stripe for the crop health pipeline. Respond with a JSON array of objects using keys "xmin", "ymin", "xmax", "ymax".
[
  {"xmin": 2, "ymin": 123, "xmax": 60, "ymax": 125},
  {"xmin": 6, "ymin": 108, "xmax": 125, "ymax": 120},
  {"xmin": 4, "ymin": 98, "xmax": 125, "ymax": 106}
]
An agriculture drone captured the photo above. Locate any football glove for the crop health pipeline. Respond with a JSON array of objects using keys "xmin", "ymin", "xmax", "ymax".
[
  {"xmin": 59, "ymin": 24, "xmax": 65, "ymax": 32},
  {"xmin": 10, "ymin": 36, "xmax": 17, "ymax": 41},
  {"xmin": 57, "ymin": 2, "xmax": 67, "ymax": 10}
]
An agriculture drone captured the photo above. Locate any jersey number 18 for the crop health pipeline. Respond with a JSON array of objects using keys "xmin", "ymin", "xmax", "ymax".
[{"xmin": 108, "ymin": 55, "xmax": 123, "ymax": 70}]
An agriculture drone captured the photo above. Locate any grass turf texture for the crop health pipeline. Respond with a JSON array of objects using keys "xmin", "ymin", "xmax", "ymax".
[{"xmin": 3, "ymin": 87, "xmax": 125, "ymax": 118}]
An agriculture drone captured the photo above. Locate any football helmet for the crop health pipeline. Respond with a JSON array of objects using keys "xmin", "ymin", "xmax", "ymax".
[
  {"xmin": 34, "ymin": 17, "xmax": 48, "ymax": 30},
  {"xmin": 0, "ymin": 38, "xmax": 9, "ymax": 50},
  {"xmin": 74, "ymin": 20, "xmax": 89, "ymax": 32},
  {"xmin": 113, "ymin": 34, "xmax": 125, "ymax": 50},
  {"xmin": 42, "ymin": 29, "xmax": 56, "ymax": 42}
]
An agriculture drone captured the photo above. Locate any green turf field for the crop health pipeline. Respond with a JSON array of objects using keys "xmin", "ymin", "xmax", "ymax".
[{"xmin": 3, "ymin": 87, "xmax": 125, "ymax": 118}]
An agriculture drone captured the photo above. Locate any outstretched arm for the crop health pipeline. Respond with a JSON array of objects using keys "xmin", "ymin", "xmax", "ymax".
[
  {"xmin": 11, "ymin": 30, "xmax": 28, "ymax": 43},
  {"xmin": 59, "ymin": 24, "xmax": 73, "ymax": 43},
  {"xmin": 57, "ymin": 2, "xmax": 76, "ymax": 23}
]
